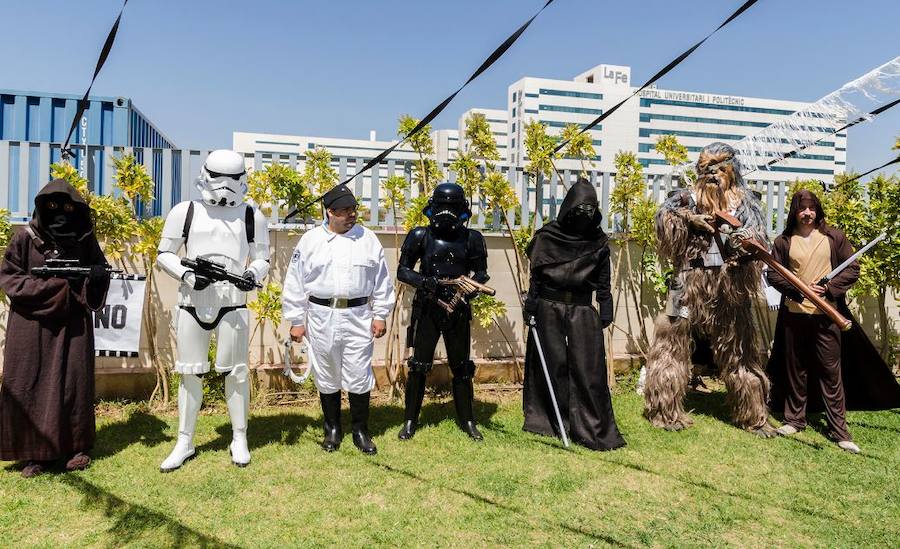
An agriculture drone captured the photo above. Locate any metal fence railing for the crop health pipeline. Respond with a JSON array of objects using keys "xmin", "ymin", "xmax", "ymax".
[{"xmin": 1, "ymin": 140, "xmax": 803, "ymax": 235}]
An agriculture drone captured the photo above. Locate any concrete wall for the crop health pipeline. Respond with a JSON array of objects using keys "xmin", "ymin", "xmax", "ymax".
[{"xmin": 1, "ymin": 228, "xmax": 896, "ymax": 398}]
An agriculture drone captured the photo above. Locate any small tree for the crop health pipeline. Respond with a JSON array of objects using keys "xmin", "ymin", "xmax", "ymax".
[
  {"xmin": 655, "ymin": 134, "xmax": 697, "ymax": 188},
  {"xmin": 399, "ymin": 115, "xmax": 442, "ymax": 194},
  {"xmin": 301, "ymin": 148, "xmax": 339, "ymax": 213},
  {"xmin": 523, "ymin": 120, "xmax": 558, "ymax": 183},
  {"xmin": 610, "ymin": 151, "xmax": 645, "ymax": 232},
  {"xmin": 464, "ymin": 113, "xmax": 501, "ymax": 170},
  {"xmin": 560, "ymin": 123, "xmax": 596, "ymax": 177},
  {"xmin": 249, "ymin": 161, "xmax": 317, "ymax": 221},
  {"xmin": 0, "ymin": 209, "xmax": 12, "ymax": 306},
  {"xmin": 607, "ymin": 151, "xmax": 657, "ymax": 356}
]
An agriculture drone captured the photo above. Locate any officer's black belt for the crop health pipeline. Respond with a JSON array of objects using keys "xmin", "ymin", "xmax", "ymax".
[
  {"xmin": 180, "ymin": 305, "xmax": 245, "ymax": 331},
  {"xmin": 538, "ymin": 287, "xmax": 592, "ymax": 305},
  {"xmin": 309, "ymin": 296, "xmax": 369, "ymax": 308}
]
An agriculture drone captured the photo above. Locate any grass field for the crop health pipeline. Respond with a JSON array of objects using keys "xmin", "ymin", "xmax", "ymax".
[{"xmin": 1, "ymin": 379, "xmax": 898, "ymax": 548}]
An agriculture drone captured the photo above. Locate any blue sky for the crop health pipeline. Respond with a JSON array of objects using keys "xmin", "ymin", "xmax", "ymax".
[{"xmin": 1, "ymin": 0, "xmax": 897, "ymax": 176}]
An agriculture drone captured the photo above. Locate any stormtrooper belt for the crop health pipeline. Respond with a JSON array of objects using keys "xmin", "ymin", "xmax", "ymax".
[
  {"xmin": 180, "ymin": 305, "xmax": 245, "ymax": 331},
  {"xmin": 309, "ymin": 296, "xmax": 369, "ymax": 308}
]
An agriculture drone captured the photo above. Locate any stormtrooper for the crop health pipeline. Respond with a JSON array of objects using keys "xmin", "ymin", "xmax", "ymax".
[
  {"xmin": 156, "ymin": 149, "xmax": 270, "ymax": 471},
  {"xmin": 397, "ymin": 182, "xmax": 489, "ymax": 441}
]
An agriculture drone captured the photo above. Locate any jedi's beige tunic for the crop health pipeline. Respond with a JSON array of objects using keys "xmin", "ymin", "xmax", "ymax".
[{"xmin": 786, "ymin": 230, "xmax": 831, "ymax": 315}]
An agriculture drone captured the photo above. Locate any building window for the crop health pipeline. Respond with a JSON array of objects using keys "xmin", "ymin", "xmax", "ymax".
[
  {"xmin": 512, "ymin": 107, "xmax": 516, "ymax": 117},
  {"xmin": 640, "ymin": 98, "xmax": 795, "ymax": 116},
  {"xmin": 524, "ymin": 109, "xmax": 539, "ymax": 114},
  {"xmin": 640, "ymin": 112, "xmax": 775, "ymax": 129},
  {"xmin": 487, "ymin": 118, "xmax": 506, "ymax": 124},
  {"xmin": 767, "ymin": 166, "xmax": 835, "ymax": 175},
  {"xmin": 540, "ymin": 89, "xmax": 603, "ymax": 100},
  {"xmin": 511, "ymin": 138, "xmax": 516, "ymax": 149},
  {"xmin": 542, "ymin": 120, "xmax": 602, "ymax": 131},
  {"xmin": 540, "ymin": 105, "xmax": 602, "ymax": 115},
  {"xmin": 836, "ymin": 147, "xmax": 846, "ymax": 151},
  {"xmin": 525, "ymin": 93, "xmax": 539, "ymax": 98},
  {"xmin": 511, "ymin": 122, "xmax": 516, "ymax": 132}
]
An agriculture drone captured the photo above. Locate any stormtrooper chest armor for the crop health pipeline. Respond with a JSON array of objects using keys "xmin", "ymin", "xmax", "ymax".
[{"xmin": 185, "ymin": 203, "xmax": 251, "ymax": 273}]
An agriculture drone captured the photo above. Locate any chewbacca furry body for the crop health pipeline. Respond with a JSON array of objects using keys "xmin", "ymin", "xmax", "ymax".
[{"xmin": 644, "ymin": 143, "xmax": 773, "ymax": 435}]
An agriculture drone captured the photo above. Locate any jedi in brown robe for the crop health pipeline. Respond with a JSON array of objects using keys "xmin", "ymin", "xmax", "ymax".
[
  {"xmin": 0, "ymin": 179, "xmax": 110, "ymax": 474},
  {"xmin": 766, "ymin": 190, "xmax": 900, "ymax": 446}
]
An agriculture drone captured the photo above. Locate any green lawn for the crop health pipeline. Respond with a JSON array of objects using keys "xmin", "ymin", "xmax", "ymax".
[{"xmin": 1, "ymin": 381, "xmax": 898, "ymax": 548}]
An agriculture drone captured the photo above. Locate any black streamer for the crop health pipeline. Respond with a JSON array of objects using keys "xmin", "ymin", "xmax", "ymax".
[
  {"xmin": 285, "ymin": 0, "xmax": 557, "ymax": 221},
  {"xmin": 61, "ymin": 0, "xmax": 129, "ymax": 158},
  {"xmin": 552, "ymin": 0, "xmax": 759, "ymax": 154}
]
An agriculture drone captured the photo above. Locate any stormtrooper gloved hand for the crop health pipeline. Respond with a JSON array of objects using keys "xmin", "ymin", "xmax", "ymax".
[
  {"xmin": 182, "ymin": 271, "xmax": 212, "ymax": 291},
  {"xmin": 234, "ymin": 270, "xmax": 258, "ymax": 292}
]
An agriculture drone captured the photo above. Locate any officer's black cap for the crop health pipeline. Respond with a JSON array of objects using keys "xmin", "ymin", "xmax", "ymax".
[{"xmin": 322, "ymin": 184, "xmax": 358, "ymax": 210}]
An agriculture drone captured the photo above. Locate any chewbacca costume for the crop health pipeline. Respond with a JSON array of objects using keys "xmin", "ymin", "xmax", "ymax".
[
  {"xmin": 766, "ymin": 190, "xmax": 900, "ymax": 440},
  {"xmin": 644, "ymin": 143, "xmax": 774, "ymax": 435},
  {"xmin": 0, "ymin": 180, "xmax": 110, "ymax": 473}
]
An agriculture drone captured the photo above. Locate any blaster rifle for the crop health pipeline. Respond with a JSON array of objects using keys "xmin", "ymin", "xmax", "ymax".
[
  {"xmin": 180, "ymin": 256, "xmax": 262, "ymax": 289},
  {"xmin": 713, "ymin": 212, "xmax": 852, "ymax": 331},
  {"xmin": 31, "ymin": 258, "xmax": 121, "ymax": 278},
  {"xmin": 435, "ymin": 275, "xmax": 496, "ymax": 314}
]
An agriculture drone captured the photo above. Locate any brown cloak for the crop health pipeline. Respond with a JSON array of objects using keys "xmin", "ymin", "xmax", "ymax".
[
  {"xmin": 0, "ymin": 179, "xmax": 110, "ymax": 461},
  {"xmin": 766, "ymin": 223, "xmax": 900, "ymax": 412}
]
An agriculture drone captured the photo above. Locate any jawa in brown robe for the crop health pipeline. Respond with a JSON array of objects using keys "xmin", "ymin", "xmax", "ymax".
[
  {"xmin": 0, "ymin": 179, "xmax": 111, "ymax": 477},
  {"xmin": 766, "ymin": 190, "xmax": 900, "ymax": 452},
  {"xmin": 522, "ymin": 178, "xmax": 626, "ymax": 451},
  {"xmin": 644, "ymin": 142, "xmax": 775, "ymax": 436}
]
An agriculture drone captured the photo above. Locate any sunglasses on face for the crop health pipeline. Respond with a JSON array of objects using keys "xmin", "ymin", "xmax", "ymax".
[{"xmin": 207, "ymin": 169, "xmax": 246, "ymax": 181}]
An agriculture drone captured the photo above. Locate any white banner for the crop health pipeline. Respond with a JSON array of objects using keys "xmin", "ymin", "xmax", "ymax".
[{"xmin": 93, "ymin": 275, "xmax": 147, "ymax": 357}]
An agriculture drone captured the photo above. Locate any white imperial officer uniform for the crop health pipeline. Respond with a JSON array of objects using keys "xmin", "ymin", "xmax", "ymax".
[
  {"xmin": 283, "ymin": 184, "xmax": 395, "ymax": 454},
  {"xmin": 156, "ymin": 150, "xmax": 270, "ymax": 472}
]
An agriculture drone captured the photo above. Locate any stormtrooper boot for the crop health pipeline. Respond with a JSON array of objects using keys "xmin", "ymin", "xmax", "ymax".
[
  {"xmin": 452, "ymin": 377, "xmax": 483, "ymax": 441},
  {"xmin": 320, "ymin": 391, "xmax": 343, "ymax": 452},
  {"xmin": 161, "ymin": 374, "xmax": 202, "ymax": 472},
  {"xmin": 349, "ymin": 391, "xmax": 377, "ymax": 455},
  {"xmin": 226, "ymin": 369, "xmax": 251, "ymax": 467},
  {"xmin": 398, "ymin": 371, "xmax": 427, "ymax": 440}
]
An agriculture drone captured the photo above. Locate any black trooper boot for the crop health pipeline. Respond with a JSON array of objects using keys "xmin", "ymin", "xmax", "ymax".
[
  {"xmin": 319, "ymin": 391, "xmax": 342, "ymax": 452},
  {"xmin": 349, "ymin": 391, "xmax": 377, "ymax": 455},
  {"xmin": 451, "ymin": 377, "xmax": 483, "ymax": 441},
  {"xmin": 398, "ymin": 371, "xmax": 428, "ymax": 440}
]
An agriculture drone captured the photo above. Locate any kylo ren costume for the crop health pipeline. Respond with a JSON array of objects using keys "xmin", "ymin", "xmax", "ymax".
[
  {"xmin": 397, "ymin": 183, "xmax": 489, "ymax": 441},
  {"xmin": 522, "ymin": 177, "xmax": 625, "ymax": 451}
]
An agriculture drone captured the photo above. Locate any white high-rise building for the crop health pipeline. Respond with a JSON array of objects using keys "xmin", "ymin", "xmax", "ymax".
[
  {"xmin": 431, "ymin": 129, "xmax": 459, "ymax": 165},
  {"xmin": 507, "ymin": 64, "xmax": 847, "ymax": 182}
]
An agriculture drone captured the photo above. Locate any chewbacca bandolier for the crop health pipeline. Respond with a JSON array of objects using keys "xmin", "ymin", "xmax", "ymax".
[{"xmin": 644, "ymin": 142, "xmax": 775, "ymax": 436}]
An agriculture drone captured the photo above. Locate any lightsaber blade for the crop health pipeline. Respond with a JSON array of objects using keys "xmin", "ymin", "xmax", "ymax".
[
  {"xmin": 528, "ymin": 317, "xmax": 570, "ymax": 448},
  {"xmin": 818, "ymin": 232, "xmax": 887, "ymax": 285}
]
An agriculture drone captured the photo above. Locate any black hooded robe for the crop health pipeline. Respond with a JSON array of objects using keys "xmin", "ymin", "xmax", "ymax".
[
  {"xmin": 0, "ymin": 179, "xmax": 110, "ymax": 462},
  {"xmin": 522, "ymin": 179, "xmax": 625, "ymax": 451}
]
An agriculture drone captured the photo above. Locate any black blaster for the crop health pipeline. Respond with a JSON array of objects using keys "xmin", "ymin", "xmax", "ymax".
[
  {"xmin": 181, "ymin": 256, "xmax": 261, "ymax": 289},
  {"xmin": 31, "ymin": 258, "xmax": 120, "ymax": 279}
]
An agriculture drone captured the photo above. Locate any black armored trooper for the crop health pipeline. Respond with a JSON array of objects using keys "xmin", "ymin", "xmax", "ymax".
[{"xmin": 397, "ymin": 182, "xmax": 489, "ymax": 441}]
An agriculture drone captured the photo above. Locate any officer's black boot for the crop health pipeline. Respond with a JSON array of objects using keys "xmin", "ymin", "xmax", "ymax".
[
  {"xmin": 349, "ymin": 391, "xmax": 377, "ymax": 455},
  {"xmin": 451, "ymin": 375, "xmax": 483, "ymax": 441},
  {"xmin": 319, "ymin": 391, "xmax": 342, "ymax": 452},
  {"xmin": 398, "ymin": 370, "xmax": 428, "ymax": 440}
]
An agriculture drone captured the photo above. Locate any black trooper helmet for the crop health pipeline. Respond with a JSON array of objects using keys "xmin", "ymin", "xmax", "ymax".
[{"xmin": 424, "ymin": 183, "xmax": 471, "ymax": 236}]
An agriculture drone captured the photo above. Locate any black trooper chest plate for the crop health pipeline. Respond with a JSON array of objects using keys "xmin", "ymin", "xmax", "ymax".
[{"xmin": 422, "ymin": 231, "xmax": 469, "ymax": 278}]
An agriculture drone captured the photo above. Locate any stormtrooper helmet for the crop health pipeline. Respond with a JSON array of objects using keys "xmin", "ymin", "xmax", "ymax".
[
  {"xmin": 424, "ymin": 182, "xmax": 471, "ymax": 237},
  {"xmin": 196, "ymin": 149, "xmax": 248, "ymax": 207}
]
